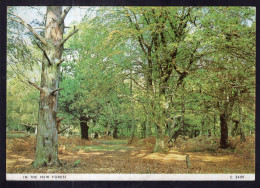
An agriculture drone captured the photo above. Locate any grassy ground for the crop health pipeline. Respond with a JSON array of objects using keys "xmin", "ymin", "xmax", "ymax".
[
  {"xmin": 6, "ymin": 133, "xmax": 255, "ymax": 174},
  {"xmin": 6, "ymin": 132, "xmax": 33, "ymax": 138}
]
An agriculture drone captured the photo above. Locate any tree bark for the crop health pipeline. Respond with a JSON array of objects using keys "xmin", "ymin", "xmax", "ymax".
[
  {"xmin": 154, "ymin": 125, "xmax": 166, "ymax": 152},
  {"xmin": 34, "ymin": 7, "xmax": 64, "ymax": 167},
  {"xmin": 213, "ymin": 113, "xmax": 216, "ymax": 136},
  {"xmin": 145, "ymin": 58, "xmax": 153, "ymax": 138},
  {"xmin": 113, "ymin": 127, "xmax": 118, "ymax": 139},
  {"xmin": 145, "ymin": 114, "xmax": 151, "ymax": 138},
  {"xmin": 80, "ymin": 116, "xmax": 89, "ymax": 140},
  {"xmin": 129, "ymin": 66, "xmax": 135, "ymax": 143},
  {"xmin": 153, "ymin": 83, "xmax": 167, "ymax": 152},
  {"xmin": 28, "ymin": 6, "xmax": 78, "ymax": 167},
  {"xmin": 220, "ymin": 113, "xmax": 229, "ymax": 148},
  {"xmin": 219, "ymin": 91, "xmax": 237, "ymax": 149},
  {"xmin": 141, "ymin": 121, "xmax": 146, "ymax": 139},
  {"xmin": 239, "ymin": 105, "xmax": 246, "ymax": 142}
]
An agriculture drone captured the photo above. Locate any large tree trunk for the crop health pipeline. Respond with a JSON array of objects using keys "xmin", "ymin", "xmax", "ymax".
[
  {"xmin": 213, "ymin": 113, "xmax": 216, "ymax": 136},
  {"xmin": 129, "ymin": 124, "xmax": 135, "ymax": 143},
  {"xmin": 154, "ymin": 125, "xmax": 166, "ymax": 152},
  {"xmin": 219, "ymin": 92, "xmax": 237, "ymax": 149},
  {"xmin": 141, "ymin": 121, "xmax": 146, "ymax": 139},
  {"xmin": 146, "ymin": 58, "xmax": 153, "ymax": 138},
  {"xmin": 113, "ymin": 127, "xmax": 118, "ymax": 139},
  {"xmin": 80, "ymin": 116, "xmax": 89, "ymax": 140},
  {"xmin": 34, "ymin": 7, "xmax": 64, "ymax": 167},
  {"xmin": 238, "ymin": 105, "xmax": 246, "ymax": 142},
  {"xmin": 220, "ymin": 113, "xmax": 229, "ymax": 148},
  {"xmin": 129, "ymin": 67, "xmax": 135, "ymax": 143},
  {"xmin": 30, "ymin": 6, "xmax": 78, "ymax": 167},
  {"xmin": 153, "ymin": 84, "xmax": 167, "ymax": 152},
  {"xmin": 145, "ymin": 114, "xmax": 151, "ymax": 138}
]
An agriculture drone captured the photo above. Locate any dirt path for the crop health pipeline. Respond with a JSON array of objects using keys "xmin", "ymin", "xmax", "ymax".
[{"xmin": 6, "ymin": 136, "xmax": 255, "ymax": 174}]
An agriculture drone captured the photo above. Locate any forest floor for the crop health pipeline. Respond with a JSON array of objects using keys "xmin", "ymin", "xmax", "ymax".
[{"xmin": 6, "ymin": 133, "xmax": 255, "ymax": 174}]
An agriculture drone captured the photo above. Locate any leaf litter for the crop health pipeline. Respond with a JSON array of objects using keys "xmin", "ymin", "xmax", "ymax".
[{"xmin": 6, "ymin": 134, "xmax": 255, "ymax": 174}]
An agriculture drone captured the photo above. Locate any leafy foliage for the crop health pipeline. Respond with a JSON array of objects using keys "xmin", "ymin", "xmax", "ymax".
[{"xmin": 7, "ymin": 7, "xmax": 255, "ymax": 150}]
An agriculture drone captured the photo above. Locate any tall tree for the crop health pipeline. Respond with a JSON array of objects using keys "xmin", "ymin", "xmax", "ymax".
[
  {"xmin": 58, "ymin": 14, "xmax": 133, "ymax": 139},
  {"xmin": 119, "ymin": 7, "xmax": 209, "ymax": 152},
  {"xmin": 198, "ymin": 7, "xmax": 255, "ymax": 148},
  {"xmin": 8, "ymin": 6, "xmax": 78, "ymax": 166}
]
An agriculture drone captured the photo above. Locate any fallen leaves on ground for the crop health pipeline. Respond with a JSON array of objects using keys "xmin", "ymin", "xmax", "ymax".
[{"xmin": 6, "ymin": 134, "xmax": 255, "ymax": 174}]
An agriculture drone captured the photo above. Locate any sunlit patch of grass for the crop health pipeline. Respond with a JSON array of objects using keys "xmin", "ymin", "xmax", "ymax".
[
  {"xmin": 7, "ymin": 133, "xmax": 33, "ymax": 138},
  {"xmin": 96, "ymin": 139, "xmax": 128, "ymax": 145},
  {"xmin": 76, "ymin": 144, "xmax": 131, "ymax": 152}
]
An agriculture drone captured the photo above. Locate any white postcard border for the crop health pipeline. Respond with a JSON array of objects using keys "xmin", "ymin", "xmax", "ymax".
[{"xmin": 6, "ymin": 174, "xmax": 255, "ymax": 181}]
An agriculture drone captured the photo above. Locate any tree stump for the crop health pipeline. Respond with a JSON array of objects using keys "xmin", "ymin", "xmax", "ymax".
[{"xmin": 186, "ymin": 154, "xmax": 191, "ymax": 170}]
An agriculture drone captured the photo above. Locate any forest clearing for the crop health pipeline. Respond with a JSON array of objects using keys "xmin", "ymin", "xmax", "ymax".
[
  {"xmin": 6, "ymin": 6, "xmax": 255, "ymax": 176},
  {"xmin": 6, "ymin": 133, "xmax": 255, "ymax": 174}
]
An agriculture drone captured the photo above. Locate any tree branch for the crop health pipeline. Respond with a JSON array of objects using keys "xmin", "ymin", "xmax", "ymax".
[
  {"xmin": 56, "ymin": 59, "xmax": 65, "ymax": 66},
  {"xmin": 34, "ymin": 27, "xmax": 45, "ymax": 30},
  {"xmin": 127, "ymin": 76, "xmax": 145, "ymax": 90},
  {"xmin": 28, "ymin": 81, "xmax": 45, "ymax": 93},
  {"xmin": 8, "ymin": 12, "xmax": 47, "ymax": 45},
  {"xmin": 36, "ymin": 43, "xmax": 52, "ymax": 66},
  {"xmin": 59, "ymin": 28, "xmax": 79, "ymax": 46},
  {"xmin": 125, "ymin": 10, "xmax": 149, "ymax": 57},
  {"xmin": 56, "ymin": 117, "xmax": 65, "ymax": 122},
  {"xmin": 8, "ymin": 62, "xmax": 31, "ymax": 87},
  {"xmin": 58, "ymin": 125, "xmax": 71, "ymax": 134},
  {"xmin": 50, "ymin": 88, "xmax": 64, "ymax": 95},
  {"xmin": 172, "ymin": 59, "xmax": 184, "ymax": 75},
  {"xmin": 59, "ymin": 6, "xmax": 72, "ymax": 24}
]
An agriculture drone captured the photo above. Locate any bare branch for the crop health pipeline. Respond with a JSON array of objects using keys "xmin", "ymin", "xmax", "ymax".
[
  {"xmin": 172, "ymin": 59, "xmax": 184, "ymax": 75},
  {"xmin": 8, "ymin": 63, "xmax": 30, "ymax": 87},
  {"xmin": 36, "ymin": 43, "xmax": 52, "ymax": 66},
  {"xmin": 9, "ymin": 17, "xmax": 22, "ymax": 24},
  {"xmin": 58, "ymin": 125, "xmax": 71, "ymax": 134},
  {"xmin": 127, "ymin": 76, "xmax": 145, "ymax": 90},
  {"xmin": 34, "ymin": 27, "xmax": 45, "ymax": 30},
  {"xmin": 50, "ymin": 88, "xmax": 64, "ymax": 95},
  {"xmin": 8, "ymin": 11, "xmax": 47, "ymax": 45},
  {"xmin": 59, "ymin": 28, "xmax": 79, "ymax": 46},
  {"xmin": 56, "ymin": 59, "xmax": 65, "ymax": 66},
  {"xmin": 59, "ymin": 6, "xmax": 72, "ymax": 24},
  {"xmin": 28, "ymin": 81, "xmax": 45, "ymax": 93},
  {"xmin": 56, "ymin": 117, "xmax": 65, "ymax": 122}
]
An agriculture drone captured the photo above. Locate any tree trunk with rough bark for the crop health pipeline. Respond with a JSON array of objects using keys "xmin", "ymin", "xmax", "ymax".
[
  {"xmin": 154, "ymin": 125, "xmax": 166, "ymax": 152},
  {"xmin": 33, "ymin": 7, "xmax": 64, "ymax": 167},
  {"xmin": 113, "ymin": 127, "xmax": 118, "ymax": 139},
  {"xmin": 219, "ymin": 92, "xmax": 237, "ymax": 149},
  {"xmin": 7, "ymin": 6, "xmax": 78, "ymax": 166},
  {"xmin": 145, "ymin": 58, "xmax": 153, "ymax": 138},
  {"xmin": 153, "ymin": 84, "xmax": 167, "ymax": 153},
  {"xmin": 141, "ymin": 121, "xmax": 146, "ymax": 139},
  {"xmin": 12, "ymin": 6, "xmax": 79, "ymax": 167},
  {"xmin": 239, "ymin": 105, "xmax": 246, "ymax": 142},
  {"xmin": 129, "ymin": 66, "xmax": 135, "ymax": 143},
  {"xmin": 80, "ymin": 116, "xmax": 89, "ymax": 140},
  {"xmin": 220, "ymin": 113, "xmax": 229, "ymax": 148}
]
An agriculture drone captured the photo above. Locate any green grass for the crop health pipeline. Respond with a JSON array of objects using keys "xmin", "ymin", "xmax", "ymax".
[
  {"xmin": 76, "ymin": 145, "xmax": 131, "ymax": 152},
  {"xmin": 96, "ymin": 139, "xmax": 128, "ymax": 145},
  {"xmin": 6, "ymin": 133, "xmax": 34, "ymax": 138},
  {"xmin": 76, "ymin": 139, "xmax": 130, "ymax": 152}
]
